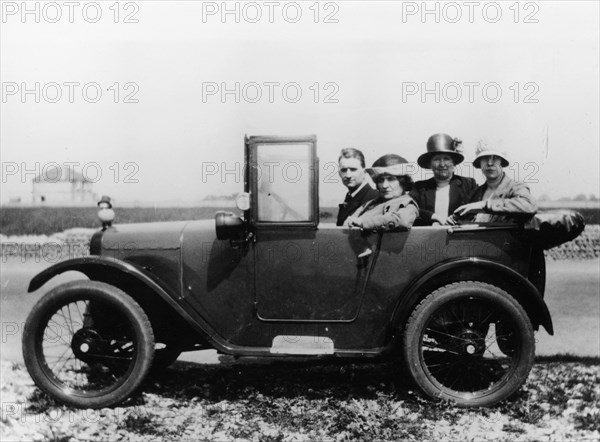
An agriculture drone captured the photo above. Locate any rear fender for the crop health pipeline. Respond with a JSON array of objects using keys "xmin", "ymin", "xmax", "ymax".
[
  {"xmin": 28, "ymin": 257, "xmax": 212, "ymax": 347},
  {"xmin": 390, "ymin": 258, "xmax": 554, "ymax": 343}
]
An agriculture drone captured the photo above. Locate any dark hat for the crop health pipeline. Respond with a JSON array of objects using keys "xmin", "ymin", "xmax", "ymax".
[
  {"xmin": 417, "ymin": 133, "xmax": 464, "ymax": 169},
  {"xmin": 366, "ymin": 154, "xmax": 409, "ymax": 179},
  {"xmin": 97, "ymin": 195, "xmax": 112, "ymax": 208}
]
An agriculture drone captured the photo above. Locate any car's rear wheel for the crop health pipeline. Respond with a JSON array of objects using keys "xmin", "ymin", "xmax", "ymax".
[
  {"xmin": 403, "ymin": 281, "xmax": 535, "ymax": 407},
  {"xmin": 23, "ymin": 280, "xmax": 155, "ymax": 409}
]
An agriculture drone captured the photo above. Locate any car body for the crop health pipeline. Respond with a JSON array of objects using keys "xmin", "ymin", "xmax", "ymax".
[{"xmin": 22, "ymin": 135, "xmax": 582, "ymax": 409}]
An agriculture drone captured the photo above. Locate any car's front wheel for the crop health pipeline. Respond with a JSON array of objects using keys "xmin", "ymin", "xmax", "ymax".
[
  {"xmin": 22, "ymin": 280, "xmax": 155, "ymax": 409},
  {"xmin": 403, "ymin": 281, "xmax": 535, "ymax": 407}
]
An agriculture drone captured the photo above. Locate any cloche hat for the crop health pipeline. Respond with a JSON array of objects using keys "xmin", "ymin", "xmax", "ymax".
[
  {"xmin": 417, "ymin": 133, "xmax": 464, "ymax": 168},
  {"xmin": 473, "ymin": 139, "xmax": 509, "ymax": 168},
  {"xmin": 366, "ymin": 154, "xmax": 409, "ymax": 179}
]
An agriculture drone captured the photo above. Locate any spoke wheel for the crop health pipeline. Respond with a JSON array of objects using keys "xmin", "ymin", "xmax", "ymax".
[
  {"xmin": 403, "ymin": 281, "xmax": 535, "ymax": 407},
  {"xmin": 23, "ymin": 281, "xmax": 154, "ymax": 409}
]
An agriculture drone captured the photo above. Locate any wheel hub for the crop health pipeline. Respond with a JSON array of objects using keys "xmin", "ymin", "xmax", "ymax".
[
  {"xmin": 457, "ymin": 330, "xmax": 485, "ymax": 356},
  {"xmin": 71, "ymin": 328, "xmax": 106, "ymax": 361}
]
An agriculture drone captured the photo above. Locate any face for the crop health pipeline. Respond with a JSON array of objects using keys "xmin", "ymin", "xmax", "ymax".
[
  {"xmin": 339, "ymin": 157, "xmax": 366, "ymax": 190},
  {"xmin": 479, "ymin": 155, "xmax": 504, "ymax": 181},
  {"xmin": 430, "ymin": 154, "xmax": 455, "ymax": 181},
  {"xmin": 375, "ymin": 175, "xmax": 404, "ymax": 200}
]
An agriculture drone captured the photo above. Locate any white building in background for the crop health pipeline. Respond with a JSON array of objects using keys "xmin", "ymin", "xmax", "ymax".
[{"xmin": 32, "ymin": 165, "xmax": 97, "ymax": 205}]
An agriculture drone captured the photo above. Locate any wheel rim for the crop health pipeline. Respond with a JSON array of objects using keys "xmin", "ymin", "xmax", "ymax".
[
  {"xmin": 35, "ymin": 297, "xmax": 140, "ymax": 398},
  {"xmin": 419, "ymin": 295, "xmax": 523, "ymax": 400}
]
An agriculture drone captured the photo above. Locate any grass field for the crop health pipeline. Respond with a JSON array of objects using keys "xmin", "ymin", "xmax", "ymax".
[
  {"xmin": 1, "ymin": 205, "xmax": 598, "ymax": 236},
  {"xmin": 0, "ymin": 206, "xmax": 235, "ymax": 236}
]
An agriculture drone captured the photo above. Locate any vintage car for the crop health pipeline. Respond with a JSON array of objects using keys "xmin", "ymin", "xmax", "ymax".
[{"xmin": 22, "ymin": 135, "xmax": 584, "ymax": 409}]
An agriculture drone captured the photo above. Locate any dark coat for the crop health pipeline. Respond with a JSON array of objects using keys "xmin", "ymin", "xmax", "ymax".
[
  {"xmin": 409, "ymin": 175, "xmax": 478, "ymax": 225},
  {"xmin": 336, "ymin": 184, "xmax": 380, "ymax": 226}
]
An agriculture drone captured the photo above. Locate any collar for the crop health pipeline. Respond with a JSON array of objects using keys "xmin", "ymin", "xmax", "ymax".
[
  {"xmin": 349, "ymin": 180, "xmax": 369, "ymax": 198},
  {"xmin": 427, "ymin": 174, "xmax": 462, "ymax": 188},
  {"xmin": 371, "ymin": 193, "xmax": 413, "ymax": 206},
  {"xmin": 481, "ymin": 172, "xmax": 511, "ymax": 198},
  {"xmin": 485, "ymin": 172, "xmax": 507, "ymax": 192}
]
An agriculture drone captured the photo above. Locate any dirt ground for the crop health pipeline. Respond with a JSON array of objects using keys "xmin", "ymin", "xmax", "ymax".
[{"xmin": 1, "ymin": 357, "xmax": 599, "ymax": 441}]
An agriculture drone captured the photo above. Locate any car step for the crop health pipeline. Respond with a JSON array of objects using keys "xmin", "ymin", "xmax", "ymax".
[{"xmin": 270, "ymin": 335, "xmax": 334, "ymax": 355}]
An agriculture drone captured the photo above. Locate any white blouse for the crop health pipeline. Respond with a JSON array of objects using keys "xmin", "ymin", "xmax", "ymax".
[{"xmin": 434, "ymin": 184, "xmax": 451, "ymax": 219}]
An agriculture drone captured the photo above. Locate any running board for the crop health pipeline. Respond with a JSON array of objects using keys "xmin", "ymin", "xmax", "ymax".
[{"xmin": 270, "ymin": 335, "xmax": 334, "ymax": 355}]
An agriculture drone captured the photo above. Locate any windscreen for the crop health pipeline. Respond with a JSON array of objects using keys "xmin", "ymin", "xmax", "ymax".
[{"xmin": 255, "ymin": 143, "xmax": 312, "ymax": 222}]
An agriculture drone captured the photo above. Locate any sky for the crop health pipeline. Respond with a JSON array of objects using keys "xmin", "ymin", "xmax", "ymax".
[{"xmin": 1, "ymin": 0, "xmax": 599, "ymax": 206}]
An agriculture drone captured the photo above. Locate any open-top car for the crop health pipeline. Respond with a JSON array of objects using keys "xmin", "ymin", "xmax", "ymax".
[{"xmin": 22, "ymin": 135, "xmax": 584, "ymax": 409}]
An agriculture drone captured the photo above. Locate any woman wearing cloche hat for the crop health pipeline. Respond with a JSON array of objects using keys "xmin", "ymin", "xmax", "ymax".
[
  {"xmin": 410, "ymin": 133, "xmax": 478, "ymax": 226},
  {"xmin": 451, "ymin": 140, "xmax": 537, "ymax": 224},
  {"xmin": 345, "ymin": 154, "xmax": 419, "ymax": 231}
]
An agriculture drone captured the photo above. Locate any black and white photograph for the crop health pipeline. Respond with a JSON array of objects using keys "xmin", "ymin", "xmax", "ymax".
[{"xmin": 1, "ymin": 1, "xmax": 599, "ymax": 440}]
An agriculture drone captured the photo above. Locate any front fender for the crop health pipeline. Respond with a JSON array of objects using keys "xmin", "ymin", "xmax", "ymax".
[
  {"xmin": 27, "ymin": 256, "xmax": 221, "ymax": 344},
  {"xmin": 28, "ymin": 256, "xmax": 172, "ymax": 296},
  {"xmin": 392, "ymin": 257, "xmax": 554, "ymax": 336}
]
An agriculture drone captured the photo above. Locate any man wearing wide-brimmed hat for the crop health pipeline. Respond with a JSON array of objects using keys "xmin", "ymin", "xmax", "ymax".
[
  {"xmin": 451, "ymin": 140, "xmax": 537, "ymax": 223},
  {"xmin": 410, "ymin": 133, "xmax": 478, "ymax": 226},
  {"xmin": 345, "ymin": 154, "xmax": 419, "ymax": 230}
]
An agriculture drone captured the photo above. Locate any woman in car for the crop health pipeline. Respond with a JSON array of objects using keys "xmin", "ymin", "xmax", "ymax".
[
  {"xmin": 345, "ymin": 154, "xmax": 419, "ymax": 230},
  {"xmin": 410, "ymin": 133, "xmax": 478, "ymax": 225},
  {"xmin": 450, "ymin": 141, "xmax": 537, "ymax": 223}
]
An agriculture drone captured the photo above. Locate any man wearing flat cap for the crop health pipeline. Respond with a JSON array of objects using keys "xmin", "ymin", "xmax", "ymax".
[
  {"xmin": 451, "ymin": 140, "xmax": 537, "ymax": 223},
  {"xmin": 410, "ymin": 133, "xmax": 477, "ymax": 226},
  {"xmin": 346, "ymin": 154, "xmax": 419, "ymax": 231}
]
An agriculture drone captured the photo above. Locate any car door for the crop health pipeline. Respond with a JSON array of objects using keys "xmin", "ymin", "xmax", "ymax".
[
  {"xmin": 254, "ymin": 227, "xmax": 377, "ymax": 321},
  {"xmin": 248, "ymin": 136, "xmax": 374, "ymax": 322}
]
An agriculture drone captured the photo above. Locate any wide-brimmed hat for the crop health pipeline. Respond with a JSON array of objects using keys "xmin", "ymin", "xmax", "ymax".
[
  {"xmin": 417, "ymin": 133, "xmax": 464, "ymax": 168},
  {"xmin": 366, "ymin": 154, "xmax": 409, "ymax": 179},
  {"xmin": 473, "ymin": 140, "xmax": 509, "ymax": 168}
]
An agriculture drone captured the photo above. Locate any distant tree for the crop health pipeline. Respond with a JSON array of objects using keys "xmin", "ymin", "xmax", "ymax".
[
  {"xmin": 574, "ymin": 194, "xmax": 588, "ymax": 201},
  {"xmin": 589, "ymin": 194, "xmax": 599, "ymax": 201},
  {"xmin": 538, "ymin": 194, "xmax": 550, "ymax": 202}
]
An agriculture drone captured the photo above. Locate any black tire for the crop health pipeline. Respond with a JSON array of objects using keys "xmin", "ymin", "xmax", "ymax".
[
  {"xmin": 22, "ymin": 280, "xmax": 155, "ymax": 409},
  {"xmin": 403, "ymin": 281, "xmax": 535, "ymax": 407}
]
